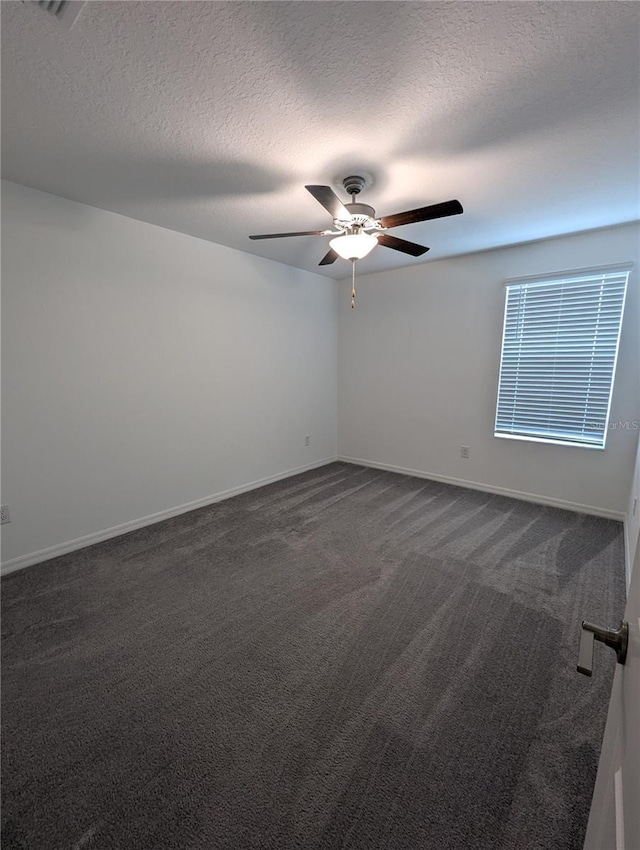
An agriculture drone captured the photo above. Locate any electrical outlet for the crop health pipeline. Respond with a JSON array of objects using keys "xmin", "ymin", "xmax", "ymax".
[
  {"xmin": 461, "ymin": 446, "xmax": 470, "ymax": 459},
  {"xmin": 0, "ymin": 504, "xmax": 11, "ymax": 525},
  {"xmin": 304, "ymin": 435, "xmax": 310, "ymax": 447}
]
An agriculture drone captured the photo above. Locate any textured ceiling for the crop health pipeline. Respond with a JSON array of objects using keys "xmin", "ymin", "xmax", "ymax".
[{"xmin": 2, "ymin": 1, "xmax": 639, "ymax": 279}]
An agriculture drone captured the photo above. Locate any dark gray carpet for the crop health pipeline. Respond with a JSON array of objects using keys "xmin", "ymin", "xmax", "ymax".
[{"xmin": 1, "ymin": 462, "xmax": 626, "ymax": 850}]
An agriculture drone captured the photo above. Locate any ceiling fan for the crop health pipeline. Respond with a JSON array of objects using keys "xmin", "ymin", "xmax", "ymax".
[{"xmin": 249, "ymin": 175, "xmax": 464, "ymax": 266}]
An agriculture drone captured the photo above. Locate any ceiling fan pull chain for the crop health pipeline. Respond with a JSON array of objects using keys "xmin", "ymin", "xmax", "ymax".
[{"xmin": 351, "ymin": 260, "xmax": 356, "ymax": 309}]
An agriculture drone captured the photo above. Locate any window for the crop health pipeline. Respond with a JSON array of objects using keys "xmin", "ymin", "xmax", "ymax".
[{"xmin": 495, "ymin": 264, "xmax": 631, "ymax": 449}]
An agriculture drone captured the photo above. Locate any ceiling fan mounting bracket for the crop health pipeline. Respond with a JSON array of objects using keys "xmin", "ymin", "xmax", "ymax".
[{"xmin": 342, "ymin": 175, "xmax": 367, "ymax": 196}]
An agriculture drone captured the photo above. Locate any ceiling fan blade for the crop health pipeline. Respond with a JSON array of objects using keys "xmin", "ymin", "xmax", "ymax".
[
  {"xmin": 305, "ymin": 185, "xmax": 351, "ymax": 221},
  {"xmin": 377, "ymin": 233, "xmax": 430, "ymax": 256},
  {"xmin": 318, "ymin": 248, "xmax": 339, "ymax": 266},
  {"xmin": 380, "ymin": 200, "xmax": 463, "ymax": 229},
  {"xmin": 249, "ymin": 230, "xmax": 324, "ymax": 240}
]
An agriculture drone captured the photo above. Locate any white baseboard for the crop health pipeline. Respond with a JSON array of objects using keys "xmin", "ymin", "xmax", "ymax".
[
  {"xmin": 3, "ymin": 455, "xmax": 624, "ymax": 577},
  {"xmin": 1, "ymin": 457, "xmax": 338, "ymax": 576},
  {"xmin": 338, "ymin": 455, "xmax": 626, "ymax": 521}
]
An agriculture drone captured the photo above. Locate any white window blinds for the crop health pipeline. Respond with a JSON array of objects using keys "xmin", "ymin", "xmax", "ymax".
[{"xmin": 495, "ymin": 265, "xmax": 631, "ymax": 448}]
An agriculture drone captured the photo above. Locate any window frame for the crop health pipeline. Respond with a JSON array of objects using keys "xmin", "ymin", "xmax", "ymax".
[{"xmin": 494, "ymin": 262, "xmax": 632, "ymax": 450}]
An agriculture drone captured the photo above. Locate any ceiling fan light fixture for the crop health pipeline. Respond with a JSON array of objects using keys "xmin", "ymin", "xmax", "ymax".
[{"xmin": 330, "ymin": 232, "xmax": 378, "ymax": 260}]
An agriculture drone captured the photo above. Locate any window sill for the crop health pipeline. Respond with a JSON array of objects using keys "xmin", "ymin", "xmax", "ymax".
[{"xmin": 493, "ymin": 432, "xmax": 606, "ymax": 450}]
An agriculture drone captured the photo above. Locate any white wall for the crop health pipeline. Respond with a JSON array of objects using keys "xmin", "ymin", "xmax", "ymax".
[
  {"xmin": 338, "ymin": 224, "xmax": 640, "ymax": 516},
  {"xmin": 1, "ymin": 181, "xmax": 338, "ymax": 569}
]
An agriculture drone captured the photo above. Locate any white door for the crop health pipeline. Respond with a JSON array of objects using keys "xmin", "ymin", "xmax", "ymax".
[{"xmin": 583, "ymin": 445, "xmax": 640, "ymax": 850}]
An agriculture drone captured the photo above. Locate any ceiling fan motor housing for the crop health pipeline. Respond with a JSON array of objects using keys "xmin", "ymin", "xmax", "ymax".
[
  {"xmin": 338, "ymin": 177, "xmax": 379, "ymax": 230},
  {"xmin": 342, "ymin": 203, "xmax": 378, "ymax": 230}
]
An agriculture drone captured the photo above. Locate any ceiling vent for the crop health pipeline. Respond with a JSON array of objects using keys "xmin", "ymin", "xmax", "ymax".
[{"xmin": 27, "ymin": 0, "xmax": 85, "ymax": 30}]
